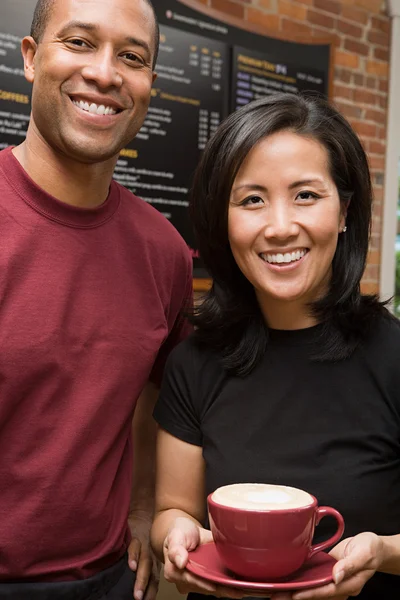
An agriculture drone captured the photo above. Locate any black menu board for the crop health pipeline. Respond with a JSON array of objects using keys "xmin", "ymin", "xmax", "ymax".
[
  {"xmin": 232, "ymin": 46, "xmax": 325, "ymax": 111},
  {"xmin": 0, "ymin": 0, "xmax": 30, "ymax": 152},
  {"xmin": 112, "ymin": 25, "xmax": 229, "ymax": 261},
  {"xmin": 0, "ymin": 0, "xmax": 332, "ymax": 281}
]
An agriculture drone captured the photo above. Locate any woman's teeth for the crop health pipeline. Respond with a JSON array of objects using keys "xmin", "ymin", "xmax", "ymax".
[
  {"xmin": 261, "ymin": 249, "xmax": 307, "ymax": 264},
  {"xmin": 72, "ymin": 99, "xmax": 118, "ymax": 116}
]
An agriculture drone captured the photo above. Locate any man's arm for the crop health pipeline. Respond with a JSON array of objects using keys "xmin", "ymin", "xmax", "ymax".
[{"xmin": 128, "ymin": 381, "xmax": 160, "ymax": 600}]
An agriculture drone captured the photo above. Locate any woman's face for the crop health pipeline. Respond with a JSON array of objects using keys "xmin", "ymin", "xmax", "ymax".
[{"xmin": 228, "ymin": 130, "xmax": 346, "ymax": 326}]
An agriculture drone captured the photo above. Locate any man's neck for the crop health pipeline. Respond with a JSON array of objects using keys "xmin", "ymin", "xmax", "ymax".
[{"xmin": 13, "ymin": 128, "xmax": 118, "ymax": 209}]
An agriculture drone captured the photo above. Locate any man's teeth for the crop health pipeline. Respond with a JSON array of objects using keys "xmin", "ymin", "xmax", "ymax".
[
  {"xmin": 261, "ymin": 250, "xmax": 307, "ymax": 264},
  {"xmin": 72, "ymin": 99, "xmax": 117, "ymax": 116}
]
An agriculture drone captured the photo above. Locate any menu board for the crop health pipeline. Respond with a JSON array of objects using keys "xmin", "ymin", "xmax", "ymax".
[
  {"xmin": 0, "ymin": 0, "xmax": 332, "ymax": 279},
  {"xmin": 0, "ymin": 0, "xmax": 30, "ymax": 151},
  {"xmin": 232, "ymin": 46, "xmax": 325, "ymax": 111},
  {"xmin": 113, "ymin": 25, "xmax": 229, "ymax": 261}
]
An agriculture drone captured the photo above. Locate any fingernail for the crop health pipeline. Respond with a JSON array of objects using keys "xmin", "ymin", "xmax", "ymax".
[
  {"xmin": 176, "ymin": 556, "xmax": 184, "ymax": 569},
  {"xmin": 135, "ymin": 591, "xmax": 143, "ymax": 600},
  {"xmin": 130, "ymin": 560, "xmax": 137, "ymax": 571},
  {"xmin": 334, "ymin": 570, "xmax": 344, "ymax": 585}
]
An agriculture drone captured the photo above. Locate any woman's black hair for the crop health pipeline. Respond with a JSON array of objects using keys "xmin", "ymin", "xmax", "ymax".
[{"xmin": 190, "ymin": 93, "xmax": 388, "ymax": 376}]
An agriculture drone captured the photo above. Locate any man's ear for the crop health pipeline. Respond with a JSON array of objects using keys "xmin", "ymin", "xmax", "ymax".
[{"xmin": 21, "ymin": 36, "xmax": 38, "ymax": 84}]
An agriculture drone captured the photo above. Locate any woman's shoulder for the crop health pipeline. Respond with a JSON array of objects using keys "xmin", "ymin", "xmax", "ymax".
[
  {"xmin": 367, "ymin": 309, "xmax": 400, "ymax": 346},
  {"xmin": 165, "ymin": 331, "xmax": 224, "ymax": 374},
  {"xmin": 359, "ymin": 308, "xmax": 400, "ymax": 368}
]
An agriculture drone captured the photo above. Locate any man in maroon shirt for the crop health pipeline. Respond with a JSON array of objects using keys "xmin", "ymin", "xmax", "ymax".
[{"xmin": 0, "ymin": 0, "xmax": 192, "ymax": 598}]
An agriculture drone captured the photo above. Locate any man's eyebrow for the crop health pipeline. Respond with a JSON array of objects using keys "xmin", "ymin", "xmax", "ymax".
[{"xmin": 57, "ymin": 21, "xmax": 151, "ymax": 56}]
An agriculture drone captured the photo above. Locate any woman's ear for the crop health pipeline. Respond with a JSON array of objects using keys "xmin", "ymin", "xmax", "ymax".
[{"xmin": 21, "ymin": 36, "xmax": 38, "ymax": 84}]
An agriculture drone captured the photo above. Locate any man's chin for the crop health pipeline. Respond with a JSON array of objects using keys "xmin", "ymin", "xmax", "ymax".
[{"xmin": 58, "ymin": 139, "xmax": 123, "ymax": 165}]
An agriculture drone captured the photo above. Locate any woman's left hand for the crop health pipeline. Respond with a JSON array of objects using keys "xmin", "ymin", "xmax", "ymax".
[{"xmin": 271, "ymin": 531, "xmax": 385, "ymax": 600}]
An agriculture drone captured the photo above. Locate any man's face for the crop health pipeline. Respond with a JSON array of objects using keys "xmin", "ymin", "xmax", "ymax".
[{"xmin": 23, "ymin": 0, "xmax": 157, "ymax": 163}]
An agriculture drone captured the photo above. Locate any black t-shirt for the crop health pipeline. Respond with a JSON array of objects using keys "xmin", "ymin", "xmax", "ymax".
[{"xmin": 154, "ymin": 314, "xmax": 400, "ymax": 599}]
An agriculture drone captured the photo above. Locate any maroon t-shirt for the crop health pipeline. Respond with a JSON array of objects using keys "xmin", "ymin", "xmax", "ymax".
[{"xmin": 0, "ymin": 147, "xmax": 192, "ymax": 581}]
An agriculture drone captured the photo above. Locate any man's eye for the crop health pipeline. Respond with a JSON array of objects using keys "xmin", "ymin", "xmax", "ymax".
[
  {"xmin": 67, "ymin": 38, "xmax": 89, "ymax": 48},
  {"xmin": 122, "ymin": 53, "xmax": 143, "ymax": 65}
]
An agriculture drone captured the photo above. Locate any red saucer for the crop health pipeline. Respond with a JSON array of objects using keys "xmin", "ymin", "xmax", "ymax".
[{"xmin": 187, "ymin": 542, "xmax": 336, "ymax": 592}]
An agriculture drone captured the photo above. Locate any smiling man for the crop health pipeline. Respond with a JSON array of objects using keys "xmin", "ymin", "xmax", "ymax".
[{"xmin": 0, "ymin": 0, "xmax": 192, "ymax": 598}]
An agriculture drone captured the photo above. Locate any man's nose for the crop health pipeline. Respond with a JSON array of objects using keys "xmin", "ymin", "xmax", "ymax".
[{"xmin": 81, "ymin": 50, "xmax": 123, "ymax": 89}]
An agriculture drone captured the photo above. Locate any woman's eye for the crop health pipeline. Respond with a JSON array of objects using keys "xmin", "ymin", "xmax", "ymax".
[
  {"xmin": 297, "ymin": 191, "xmax": 318, "ymax": 201},
  {"xmin": 242, "ymin": 195, "xmax": 263, "ymax": 206}
]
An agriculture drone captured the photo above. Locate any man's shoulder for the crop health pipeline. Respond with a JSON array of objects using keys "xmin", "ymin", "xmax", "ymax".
[{"xmin": 115, "ymin": 181, "xmax": 188, "ymax": 251}]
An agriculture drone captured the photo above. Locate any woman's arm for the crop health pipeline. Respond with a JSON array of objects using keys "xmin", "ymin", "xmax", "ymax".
[
  {"xmin": 150, "ymin": 427, "xmax": 243, "ymax": 598},
  {"xmin": 151, "ymin": 426, "xmax": 206, "ymax": 561}
]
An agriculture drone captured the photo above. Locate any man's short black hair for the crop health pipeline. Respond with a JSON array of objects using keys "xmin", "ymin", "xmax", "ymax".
[{"xmin": 30, "ymin": 0, "xmax": 160, "ymax": 68}]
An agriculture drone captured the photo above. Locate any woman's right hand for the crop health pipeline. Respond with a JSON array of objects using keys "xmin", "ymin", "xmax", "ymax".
[{"xmin": 163, "ymin": 516, "xmax": 244, "ymax": 598}]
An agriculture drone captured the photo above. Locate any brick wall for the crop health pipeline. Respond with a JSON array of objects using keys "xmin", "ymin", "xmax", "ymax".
[{"xmin": 193, "ymin": 0, "xmax": 391, "ymax": 294}]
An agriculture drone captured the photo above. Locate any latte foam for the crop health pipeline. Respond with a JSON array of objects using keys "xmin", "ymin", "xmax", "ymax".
[{"xmin": 212, "ymin": 483, "xmax": 313, "ymax": 511}]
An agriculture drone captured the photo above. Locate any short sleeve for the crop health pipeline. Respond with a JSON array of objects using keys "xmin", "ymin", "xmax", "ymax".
[
  {"xmin": 153, "ymin": 339, "xmax": 202, "ymax": 446},
  {"xmin": 149, "ymin": 254, "xmax": 193, "ymax": 387}
]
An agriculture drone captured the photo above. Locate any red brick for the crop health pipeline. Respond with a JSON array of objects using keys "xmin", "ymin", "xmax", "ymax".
[
  {"xmin": 313, "ymin": 0, "xmax": 341, "ymax": 15},
  {"xmin": 368, "ymin": 250, "xmax": 381, "ymax": 265},
  {"xmin": 371, "ymin": 217, "xmax": 382, "ymax": 236},
  {"xmin": 369, "ymin": 155, "xmax": 385, "ymax": 170},
  {"xmin": 353, "ymin": 73, "xmax": 364, "ymax": 86},
  {"xmin": 374, "ymin": 47, "xmax": 389, "ymax": 62},
  {"xmin": 344, "ymin": 38, "xmax": 369, "ymax": 57},
  {"xmin": 352, "ymin": 120, "xmax": 377, "ymax": 138},
  {"xmin": 334, "ymin": 101, "xmax": 363, "ymax": 119},
  {"xmin": 368, "ymin": 140, "xmax": 386, "ymax": 154},
  {"xmin": 281, "ymin": 18, "xmax": 313, "ymax": 36},
  {"xmin": 311, "ymin": 28, "xmax": 341, "ymax": 46},
  {"xmin": 364, "ymin": 264, "xmax": 380, "ymax": 281},
  {"xmin": 335, "ymin": 50, "xmax": 359, "ymax": 69},
  {"xmin": 378, "ymin": 80, "xmax": 388, "ymax": 93},
  {"xmin": 278, "ymin": 0, "xmax": 307, "ymax": 20},
  {"xmin": 354, "ymin": 88, "xmax": 380, "ymax": 106},
  {"xmin": 371, "ymin": 15, "xmax": 390, "ymax": 35},
  {"xmin": 336, "ymin": 18, "xmax": 363, "ymax": 38},
  {"xmin": 258, "ymin": 0, "xmax": 272, "ymax": 8},
  {"xmin": 378, "ymin": 95, "xmax": 387, "ymax": 109},
  {"xmin": 361, "ymin": 282, "xmax": 379, "ymax": 294},
  {"xmin": 341, "ymin": 5, "xmax": 368, "ymax": 25},
  {"xmin": 307, "ymin": 8, "xmax": 335, "ymax": 29},
  {"xmin": 366, "ymin": 60, "xmax": 389, "ymax": 77},
  {"xmin": 335, "ymin": 67, "xmax": 352, "ymax": 83},
  {"xmin": 366, "ymin": 76, "xmax": 377, "ymax": 89},
  {"xmin": 334, "ymin": 84, "xmax": 353, "ymax": 100},
  {"xmin": 211, "ymin": 0, "xmax": 244, "ymax": 18},
  {"xmin": 365, "ymin": 108, "xmax": 387, "ymax": 125},
  {"xmin": 376, "ymin": 126, "xmax": 387, "ymax": 140},
  {"xmin": 373, "ymin": 188, "xmax": 384, "ymax": 203},
  {"xmin": 246, "ymin": 8, "xmax": 280, "ymax": 30},
  {"xmin": 367, "ymin": 30, "xmax": 390, "ymax": 47},
  {"xmin": 349, "ymin": 0, "xmax": 384, "ymax": 13}
]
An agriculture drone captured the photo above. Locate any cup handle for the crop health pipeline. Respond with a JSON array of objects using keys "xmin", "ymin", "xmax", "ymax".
[{"xmin": 309, "ymin": 506, "xmax": 345, "ymax": 559}]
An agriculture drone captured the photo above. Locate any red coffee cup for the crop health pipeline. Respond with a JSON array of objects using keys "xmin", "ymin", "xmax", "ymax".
[{"xmin": 208, "ymin": 484, "xmax": 344, "ymax": 581}]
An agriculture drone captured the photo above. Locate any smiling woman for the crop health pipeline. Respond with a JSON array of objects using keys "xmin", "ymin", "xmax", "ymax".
[
  {"xmin": 150, "ymin": 93, "xmax": 400, "ymax": 600},
  {"xmin": 187, "ymin": 93, "xmax": 378, "ymax": 373}
]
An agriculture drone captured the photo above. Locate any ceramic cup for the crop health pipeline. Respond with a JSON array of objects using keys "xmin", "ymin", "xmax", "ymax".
[{"xmin": 208, "ymin": 483, "xmax": 345, "ymax": 581}]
